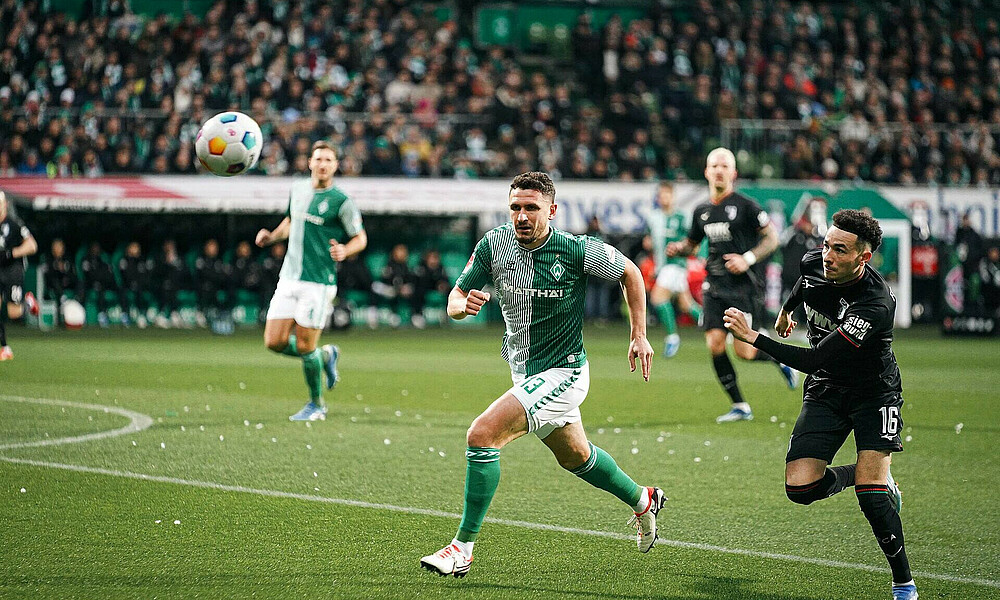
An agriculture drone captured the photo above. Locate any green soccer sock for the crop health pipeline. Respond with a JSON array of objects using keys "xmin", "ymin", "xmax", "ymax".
[
  {"xmin": 280, "ymin": 334, "xmax": 299, "ymax": 357},
  {"xmin": 689, "ymin": 303, "xmax": 702, "ymax": 322},
  {"xmin": 654, "ymin": 302, "xmax": 677, "ymax": 335},
  {"xmin": 571, "ymin": 442, "xmax": 642, "ymax": 506},
  {"xmin": 301, "ymin": 348, "xmax": 324, "ymax": 403},
  {"xmin": 456, "ymin": 447, "xmax": 501, "ymax": 543}
]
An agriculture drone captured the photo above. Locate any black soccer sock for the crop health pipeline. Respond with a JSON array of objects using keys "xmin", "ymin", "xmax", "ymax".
[
  {"xmin": 857, "ymin": 484, "xmax": 912, "ymax": 583},
  {"xmin": 0, "ymin": 318, "xmax": 6, "ymax": 346},
  {"xmin": 830, "ymin": 464, "xmax": 856, "ymax": 489},
  {"xmin": 785, "ymin": 465, "xmax": 856, "ymax": 505},
  {"xmin": 711, "ymin": 352, "xmax": 745, "ymax": 404}
]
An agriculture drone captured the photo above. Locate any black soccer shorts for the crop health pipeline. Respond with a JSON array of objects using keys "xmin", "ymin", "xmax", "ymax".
[
  {"xmin": 0, "ymin": 268, "xmax": 25, "ymax": 304},
  {"xmin": 702, "ymin": 289, "xmax": 762, "ymax": 332},
  {"xmin": 785, "ymin": 379, "xmax": 904, "ymax": 464}
]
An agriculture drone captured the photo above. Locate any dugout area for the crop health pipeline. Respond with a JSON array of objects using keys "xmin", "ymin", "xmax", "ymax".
[{"xmin": 14, "ymin": 206, "xmax": 483, "ymax": 329}]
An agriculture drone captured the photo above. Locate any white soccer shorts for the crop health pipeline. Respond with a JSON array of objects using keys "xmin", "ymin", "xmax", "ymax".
[
  {"xmin": 266, "ymin": 279, "xmax": 338, "ymax": 330},
  {"xmin": 508, "ymin": 362, "xmax": 590, "ymax": 439},
  {"xmin": 654, "ymin": 264, "xmax": 688, "ymax": 293}
]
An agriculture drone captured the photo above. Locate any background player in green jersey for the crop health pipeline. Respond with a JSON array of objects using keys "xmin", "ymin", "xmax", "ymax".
[
  {"xmin": 255, "ymin": 141, "xmax": 367, "ymax": 421},
  {"xmin": 648, "ymin": 181, "xmax": 702, "ymax": 358},
  {"xmin": 420, "ymin": 172, "xmax": 663, "ymax": 578}
]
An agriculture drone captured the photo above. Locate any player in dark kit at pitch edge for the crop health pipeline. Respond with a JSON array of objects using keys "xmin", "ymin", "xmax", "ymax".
[
  {"xmin": 0, "ymin": 191, "xmax": 39, "ymax": 360},
  {"xmin": 723, "ymin": 209, "xmax": 918, "ymax": 600},
  {"xmin": 667, "ymin": 148, "xmax": 797, "ymax": 423}
]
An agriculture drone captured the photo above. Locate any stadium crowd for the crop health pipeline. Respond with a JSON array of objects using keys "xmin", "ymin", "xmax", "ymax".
[{"xmin": 1, "ymin": 0, "xmax": 1000, "ymax": 184}]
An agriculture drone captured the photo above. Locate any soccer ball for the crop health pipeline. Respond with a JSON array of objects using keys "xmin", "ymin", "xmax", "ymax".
[{"xmin": 195, "ymin": 112, "xmax": 263, "ymax": 176}]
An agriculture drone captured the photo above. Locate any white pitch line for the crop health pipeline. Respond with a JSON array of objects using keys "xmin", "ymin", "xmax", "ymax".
[
  {"xmin": 0, "ymin": 395, "xmax": 153, "ymax": 450},
  {"xmin": 2, "ymin": 397, "xmax": 997, "ymax": 589}
]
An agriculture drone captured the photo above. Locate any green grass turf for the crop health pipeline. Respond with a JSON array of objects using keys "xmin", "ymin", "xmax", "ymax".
[{"xmin": 0, "ymin": 324, "xmax": 997, "ymax": 599}]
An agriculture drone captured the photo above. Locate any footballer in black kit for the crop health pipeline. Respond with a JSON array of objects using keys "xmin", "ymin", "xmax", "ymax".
[
  {"xmin": 780, "ymin": 246, "xmax": 903, "ymax": 462},
  {"xmin": 667, "ymin": 147, "xmax": 795, "ymax": 424},
  {"xmin": 687, "ymin": 191, "xmax": 771, "ymax": 331},
  {"xmin": 723, "ymin": 209, "xmax": 918, "ymax": 600},
  {"xmin": 0, "ymin": 191, "xmax": 39, "ymax": 360}
]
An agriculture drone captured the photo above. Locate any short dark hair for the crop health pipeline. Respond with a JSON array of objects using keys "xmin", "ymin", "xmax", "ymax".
[
  {"xmin": 832, "ymin": 209, "xmax": 882, "ymax": 252},
  {"xmin": 510, "ymin": 171, "xmax": 556, "ymax": 201},
  {"xmin": 658, "ymin": 180, "xmax": 673, "ymax": 190},
  {"xmin": 311, "ymin": 140, "xmax": 337, "ymax": 157}
]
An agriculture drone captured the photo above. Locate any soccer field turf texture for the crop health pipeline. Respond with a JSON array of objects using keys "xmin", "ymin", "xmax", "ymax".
[{"xmin": 1, "ymin": 326, "xmax": 997, "ymax": 599}]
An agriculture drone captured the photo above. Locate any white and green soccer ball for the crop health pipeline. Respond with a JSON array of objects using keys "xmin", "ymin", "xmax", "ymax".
[{"xmin": 195, "ymin": 111, "xmax": 263, "ymax": 176}]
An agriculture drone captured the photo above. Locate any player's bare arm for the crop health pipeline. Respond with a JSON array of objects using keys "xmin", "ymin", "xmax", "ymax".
[
  {"xmin": 774, "ymin": 308, "xmax": 797, "ymax": 338},
  {"xmin": 775, "ymin": 276, "xmax": 804, "ymax": 337},
  {"xmin": 255, "ymin": 217, "xmax": 291, "ymax": 247},
  {"xmin": 723, "ymin": 221, "xmax": 779, "ymax": 274},
  {"xmin": 447, "ymin": 286, "xmax": 490, "ymax": 320},
  {"xmin": 666, "ymin": 238, "xmax": 695, "ymax": 257},
  {"xmin": 330, "ymin": 230, "xmax": 367, "ymax": 261},
  {"xmin": 8, "ymin": 234, "xmax": 37, "ymax": 261},
  {"xmin": 620, "ymin": 257, "xmax": 654, "ymax": 381}
]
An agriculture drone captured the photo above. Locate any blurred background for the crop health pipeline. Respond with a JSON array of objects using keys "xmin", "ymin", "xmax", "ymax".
[{"xmin": 2, "ymin": 0, "xmax": 998, "ymax": 336}]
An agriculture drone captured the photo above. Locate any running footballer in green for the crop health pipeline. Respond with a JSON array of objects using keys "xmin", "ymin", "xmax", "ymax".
[
  {"xmin": 255, "ymin": 141, "xmax": 367, "ymax": 422},
  {"xmin": 420, "ymin": 172, "xmax": 664, "ymax": 578}
]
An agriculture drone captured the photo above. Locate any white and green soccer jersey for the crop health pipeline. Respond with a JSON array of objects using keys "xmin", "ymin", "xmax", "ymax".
[
  {"xmin": 456, "ymin": 224, "xmax": 626, "ymax": 377},
  {"xmin": 279, "ymin": 179, "xmax": 364, "ymax": 286},
  {"xmin": 648, "ymin": 209, "xmax": 688, "ymax": 269}
]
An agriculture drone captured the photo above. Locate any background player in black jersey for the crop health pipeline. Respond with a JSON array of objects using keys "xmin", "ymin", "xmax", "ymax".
[
  {"xmin": 667, "ymin": 148, "xmax": 797, "ymax": 423},
  {"xmin": 0, "ymin": 191, "xmax": 39, "ymax": 360},
  {"xmin": 723, "ymin": 209, "xmax": 918, "ymax": 600}
]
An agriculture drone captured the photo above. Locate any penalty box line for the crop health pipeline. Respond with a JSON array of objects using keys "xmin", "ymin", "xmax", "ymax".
[{"xmin": 2, "ymin": 454, "xmax": 997, "ymax": 590}]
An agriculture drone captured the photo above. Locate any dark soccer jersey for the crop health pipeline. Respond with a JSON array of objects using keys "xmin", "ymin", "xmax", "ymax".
[
  {"xmin": 786, "ymin": 248, "xmax": 902, "ymax": 393},
  {"xmin": 0, "ymin": 214, "xmax": 30, "ymax": 273},
  {"xmin": 687, "ymin": 192, "xmax": 770, "ymax": 295}
]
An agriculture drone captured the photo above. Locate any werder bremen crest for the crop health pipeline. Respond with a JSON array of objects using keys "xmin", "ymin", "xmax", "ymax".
[{"xmin": 550, "ymin": 256, "xmax": 565, "ymax": 280}]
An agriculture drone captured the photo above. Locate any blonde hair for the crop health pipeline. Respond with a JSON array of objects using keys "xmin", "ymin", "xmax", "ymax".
[{"xmin": 706, "ymin": 147, "xmax": 737, "ymax": 168}]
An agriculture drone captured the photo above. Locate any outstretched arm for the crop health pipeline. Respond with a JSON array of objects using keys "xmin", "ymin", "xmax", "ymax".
[
  {"xmin": 723, "ymin": 307, "xmax": 853, "ymax": 373},
  {"xmin": 620, "ymin": 256, "xmax": 653, "ymax": 381}
]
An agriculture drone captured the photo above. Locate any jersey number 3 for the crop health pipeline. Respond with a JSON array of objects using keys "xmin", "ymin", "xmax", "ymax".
[{"xmin": 522, "ymin": 377, "xmax": 545, "ymax": 394}]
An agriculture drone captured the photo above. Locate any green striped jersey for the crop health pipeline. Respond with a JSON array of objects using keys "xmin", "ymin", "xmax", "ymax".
[
  {"xmin": 280, "ymin": 179, "xmax": 364, "ymax": 285},
  {"xmin": 648, "ymin": 209, "xmax": 688, "ymax": 269},
  {"xmin": 456, "ymin": 224, "xmax": 626, "ymax": 376}
]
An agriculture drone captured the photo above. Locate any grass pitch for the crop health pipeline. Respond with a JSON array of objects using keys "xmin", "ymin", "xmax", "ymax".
[{"xmin": 1, "ymin": 324, "xmax": 997, "ymax": 599}]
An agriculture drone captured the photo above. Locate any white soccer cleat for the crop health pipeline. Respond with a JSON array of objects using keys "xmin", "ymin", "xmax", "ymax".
[
  {"xmin": 716, "ymin": 406, "xmax": 753, "ymax": 423},
  {"xmin": 420, "ymin": 543, "xmax": 472, "ymax": 578},
  {"xmin": 892, "ymin": 581, "xmax": 918, "ymax": 600},
  {"xmin": 288, "ymin": 401, "xmax": 327, "ymax": 422},
  {"xmin": 627, "ymin": 486, "xmax": 667, "ymax": 552}
]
